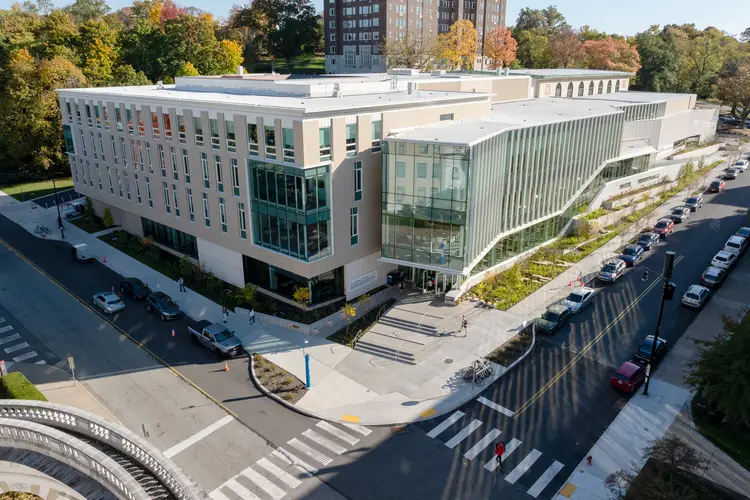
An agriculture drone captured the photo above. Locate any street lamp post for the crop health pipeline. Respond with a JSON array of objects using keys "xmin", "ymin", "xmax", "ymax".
[
  {"xmin": 302, "ymin": 339, "xmax": 310, "ymax": 389},
  {"xmin": 641, "ymin": 250, "xmax": 676, "ymax": 396},
  {"xmin": 51, "ymin": 176, "xmax": 65, "ymax": 239}
]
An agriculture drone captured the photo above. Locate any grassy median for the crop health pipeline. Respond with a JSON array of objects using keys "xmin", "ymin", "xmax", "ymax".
[{"xmin": 0, "ymin": 372, "xmax": 47, "ymax": 401}]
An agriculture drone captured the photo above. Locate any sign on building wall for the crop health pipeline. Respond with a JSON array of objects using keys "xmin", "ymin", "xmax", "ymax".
[{"xmin": 348, "ymin": 270, "xmax": 377, "ymax": 295}]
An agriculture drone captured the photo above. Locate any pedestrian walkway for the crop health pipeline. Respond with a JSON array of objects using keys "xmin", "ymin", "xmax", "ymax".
[{"xmin": 554, "ymin": 248, "xmax": 750, "ymax": 500}]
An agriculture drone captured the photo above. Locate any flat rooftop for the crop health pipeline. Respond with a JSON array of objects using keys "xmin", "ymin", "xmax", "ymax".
[
  {"xmin": 576, "ymin": 91, "xmax": 692, "ymax": 104},
  {"xmin": 388, "ymin": 98, "xmax": 623, "ymax": 146},
  {"xmin": 509, "ymin": 68, "xmax": 634, "ymax": 79}
]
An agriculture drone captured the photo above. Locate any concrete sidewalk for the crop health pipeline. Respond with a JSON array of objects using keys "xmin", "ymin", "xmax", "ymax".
[
  {"xmin": 554, "ymin": 242, "xmax": 750, "ymax": 500},
  {"xmin": 0, "ymin": 154, "xmax": 730, "ymax": 426}
]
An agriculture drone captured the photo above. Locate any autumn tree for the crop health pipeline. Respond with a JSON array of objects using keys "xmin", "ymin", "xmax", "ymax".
[
  {"xmin": 548, "ymin": 28, "xmax": 583, "ymax": 68},
  {"xmin": 580, "ymin": 37, "xmax": 641, "ymax": 73},
  {"xmin": 484, "ymin": 26, "xmax": 517, "ymax": 69},
  {"xmin": 438, "ymin": 20, "xmax": 477, "ymax": 70},
  {"xmin": 383, "ymin": 33, "xmax": 438, "ymax": 71},
  {"xmin": 176, "ymin": 61, "xmax": 199, "ymax": 76},
  {"xmin": 716, "ymin": 59, "xmax": 750, "ymax": 128}
]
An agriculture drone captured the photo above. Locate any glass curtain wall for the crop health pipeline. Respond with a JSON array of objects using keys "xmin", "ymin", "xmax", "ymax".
[
  {"xmin": 141, "ymin": 217, "xmax": 198, "ymax": 257},
  {"xmin": 242, "ymin": 255, "xmax": 344, "ymax": 304}
]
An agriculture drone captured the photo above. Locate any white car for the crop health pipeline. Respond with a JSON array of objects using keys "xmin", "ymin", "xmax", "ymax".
[
  {"xmin": 733, "ymin": 159, "xmax": 749, "ymax": 172},
  {"xmin": 723, "ymin": 235, "xmax": 747, "ymax": 256},
  {"xmin": 711, "ymin": 251, "xmax": 737, "ymax": 270},
  {"xmin": 682, "ymin": 285, "xmax": 710, "ymax": 309},
  {"xmin": 93, "ymin": 292, "xmax": 125, "ymax": 314},
  {"xmin": 562, "ymin": 287, "xmax": 595, "ymax": 314}
]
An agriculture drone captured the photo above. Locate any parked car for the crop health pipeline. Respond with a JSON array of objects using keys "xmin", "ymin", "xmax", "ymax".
[
  {"xmin": 93, "ymin": 292, "xmax": 125, "ymax": 314},
  {"xmin": 619, "ymin": 245, "xmax": 645, "ymax": 267},
  {"xmin": 610, "ymin": 361, "xmax": 646, "ymax": 393},
  {"xmin": 535, "ymin": 304, "xmax": 572, "ymax": 334},
  {"xmin": 700, "ymin": 266, "xmax": 727, "ymax": 288},
  {"xmin": 598, "ymin": 259, "xmax": 627, "ymax": 283},
  {"xmin": 711, "ymin": 250, "xmax": 737, "ymax": 270},
  {"xmin": 724, "ymin": 168, "xmax": 738, "ymax": 180},
  {"xmin": 63, "ymin": 200, "xmax": 86, "ymax": 219},
  {"xmin": 652, "ymin": 219, "xmax": 675, "ymax": 238},
  {"xmin": 562, "ymin": 287, "xmax": 595, "ymax": 314},
  {"xmin": 633, "ymin": 335, "xmax": 668, "ymax": 367},
  {"xmin": 682, "ymin": 285, "xmax": 710, "ymax": 309},
  {"xmin": 736, "ymin": 227, "xmax": 750, "ymax": 239},
  {"xmin": 146, "ymin": 291, "xmax": 181, "ymax": 320},
  {"xmin": 637, "ymin": 232, "xmax": 660, "ymax": 250},
  {"xmin": 708, "ymin": 179, "xmax": 726, "ymax": 193},
  {"xmin": 723, "ymin": 235, "xmax": 747, "ymax": 256},
  {"xmin": 188, "ymin": 323, "xmax": 242, "ymax": 357},
  {"xmin": 734, "ymin": 159, "xmax": 749, "ymax": 172},
  {"xmin": 669, "ymin": 206, "xmax": 691, "ymax": 223},
  {"xmin": 684, "ymin": 194, "xmax": 704, "ymax": 211},
  {"xmin": 120, "ymin": 278, "xmax": 151, "ymax": 300}
]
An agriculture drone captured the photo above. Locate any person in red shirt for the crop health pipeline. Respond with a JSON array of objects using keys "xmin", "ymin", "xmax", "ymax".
[{"xmin": 495, "ymin": 441, "xmax": 506, "ymax": 471}]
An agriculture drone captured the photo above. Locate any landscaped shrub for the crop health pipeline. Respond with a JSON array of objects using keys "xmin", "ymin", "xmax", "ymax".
[{"xmin": 0, "ymin": 372, "xmax": 47, "ymax": 401}]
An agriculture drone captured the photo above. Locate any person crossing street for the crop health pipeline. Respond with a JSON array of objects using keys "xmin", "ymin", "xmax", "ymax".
[
  {"xmin": 461, "ymin": 315, "xmax": 468, "ymax": 335},
  {"xmin": 495, "ymin": 441, "xmax": 506, "ymax": 472}
]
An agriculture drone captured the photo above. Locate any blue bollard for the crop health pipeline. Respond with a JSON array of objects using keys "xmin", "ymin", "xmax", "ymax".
[{"xmin": 304, "ymin": 353, "xmax": 311, "ymax": 389}]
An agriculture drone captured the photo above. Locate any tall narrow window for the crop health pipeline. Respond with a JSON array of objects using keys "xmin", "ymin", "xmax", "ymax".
[
  {"xmin": 201, "ymin": 152, "xmax": 210, "ymax": 188},
  {"xmin": 231, "ymin": 158, "xmax": 240, "ymax": 196},
  {"xmin": 162, "ymin": 181, "xmax": 171, "ymax": 214},
  {"xmin": 319, "ymin": 126, "xmax": 331, "ymax": 161},
  {"xmin": 94, "ymin": 104, "xmax": 101, "ymax": 127},
  {"xmin": 598, "ymin": 81, "xmax": 604, "ymax": 94},
  {"xmin": 170, "ymin": 147, "xmax": 178, "ymax": 180},
  {"xmin": 567, "ymin": 82, "xmax": 574, "ymax": 98},
  {"xmin": 372, "ymin": 119, "xmax": 382, "ymax": 152},
  {"xmin": 124, "ymin": 171, "xmax": 131, "ymax": 200},
  {"xmin": 215, "ymin": 155, "xmax": 224, "ymax": 192},
  {"xmin": 194, "ymin": 116, "xmax": 203, "ymax": 146},
  {"xmin": 607, "ymin": 80, "xmax": 612, "ymax": 93},
  {"xmin": 158, "ymin": 145, "xmax": 166, "ymax": 177},
  {"xmin": 115, "ymin": 107, "xmax": 123, "ymax": 131},
  {"xmin": 177, "ymin": 114, "xmax": 186, "ymax": 142},
  {"xmin": 247, "ymin": 123, "xmax": 259, "ymax": 155},
  {"xmin": 210, "ymin": 118, "xmax": 220, "ymax": 149},
  {"xmin": 226, "ymin": 119, "xmax": 236, "ymax": 152},
  {"xmin": 76, "ymin": 104, "xmax": 82, "ymax": 125},
  {"xmin": 238, "ymin": 202, "xmax": 247, "ymax": 239},
  {"xmin": 91, "ymin": 132, "xmax": 98, "ymax": 159},
  {"xmin": 66, "ymin": 101, "xmax": 73, "ymax": 122},
  {"xmin": 172, "ymin": 184, "xmax": 180, "ymax": 216},
  {"xmin": 187, "ymin": 188, "xmax": 195, "ymax": 221},
  {"xmin": 145, "ymin": 176, "xmax": 153, "ymax": 207},
  {"xmin": 282, "ymin": 128, "xmax": 294, "ymax": 162},
  {"xmin": 137, "ymin": 110, "xmax": 144, "ymax": 136},
  {"xmin": 98, "ymin": 133, "xmax": 105, "ymax": 160},
  {"xmin": 152, "ymin": 112, "xmax": 160, "ymax": 138},
  {"xmin": 219, "ymin": 197, "xmax": 227, "ymax": 233},
  {"xmin": 107, "ymin": 166, "xmax": 113, "ymax": 194},
  {"xmin": 164, "ymin": 113, "xmax": 172, "ymax": 140},
  {"xmin": 86, "ymin": 104, "xmax": 92, "ymax": 126},
  {"xmin": 96, "ymin": 164, "xmax": 102, "ymax": 190},
  {"xmin": 116, "ymin": 168, "xmax": 122, "ymax": 197},
  {"xmin": 350, "ymin": 207, "xmax": 359, "ymax": 245},
  {"xmin": 202, "ymin": 193, "xmax": 210, "ymax": 226},
  {"xmin": 346, "ymin": 123, "xmax": 357, "ymax": 157},
  {"xmin": 615, "ymin": 80, "xmax": 621, "ymax": 92},
  {"xmin": 555, "ymin": 83, "xmax": 562, "ymax": 97},
  {"xmin": 120, "ymin": 137, "xmax": 127, "ymax": 166},
  {"xmin": 354, "ymin": 161, "xmax": 362, "ymax": 201},
  {"xmin": 134, "ymin": 173, "xmax": 142, "ymax": 204},
  {"xmin": 103, "ymin": 105, "xmax": 110, "ymax": 127},
  {"xmin": 146, "ymin": 144, "xmax": 153, "ymax": 173},
  {"xmin": 264, "ymin": 126, "xmax": 276, "ymax": 159},
  {"xmin": 182, "ymin": 149, "xmax": 191, "ymax": 183},
  {"xmin": 80, "ymin": 131, "xmax": 87, "ymax": 156},
  {"xmin": 111, "ymin": 137, "xmax": 118, "ymax": 164},
  {"xmin": 126, "ymin": 108, "xmax": 134, "ymax": 132}
]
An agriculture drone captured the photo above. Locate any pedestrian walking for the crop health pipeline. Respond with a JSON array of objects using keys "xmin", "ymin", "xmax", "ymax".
[
  {"xmin": 178, "ymin": 277, "xmax": 186, "ymax": 293},
  {"xmin": 222, "ymin": 306, "xmax": 228, "ymax": 323},
  {"xmin": 461, "ymin": 315, "xmax": 468, "ymax": 335},
  {"xmin": 495, "ymin": 441, "xmax": 506, "ymax": 471},
  {"xmin": 248, "ymin": 308, "xmax": 256, "ymax": 325},
  {"xmin": 399, "ymin": 280, "xmax": 404, "ymax": 295}
]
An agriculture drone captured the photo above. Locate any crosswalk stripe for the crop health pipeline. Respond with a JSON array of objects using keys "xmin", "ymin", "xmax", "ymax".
[
  {"xmin": 0, "ymin": 333, "xmax": 21, "ymax": 346},
  {"xmin": 0, "ymin": 325, "xmax": 12, "ymax": 334},
  {"xmin": 527, "ymin": 460, "xmax": 565, "ymax": 498},
  {"xmin": 477, "ymin": 396, "xmax": 515, "ymax": 417},
  {"xmin": 444, "ymin": 419, "xmax": 483, "ymax": 449},
  {"xmin": 426, "ymin": 411, "xmax": 465, "ymax": 438},
  {"xmin": 224, "ymin": 478, "xmax": 261, "ymax": 500},
  {"xmin": 484, "ymin": 438, "xmax": 522, "ymax": 471},
  {"xmin": 273, "ymin": 448, "xmax": 317, "ymax": 477},
  {"xmin": 240, "ymin": 466, "xmax": 286, "ymax": 500},
  {"xmin": 0, "ymin": 318, "xmax": 5, "ymax": 324},
  {"xmin": 4, "ymin": 342, "xmax": 29, "ymax": 354},
  {"xmin": 341, "ymin": 422, "xmax": 372, "ymax": 436},
  {"xmin": 34, "ymin": 360, "xmax": 46, "ymax": 365},
  {"xmin": 505, "ymin": 449, "xmax": 542, "ymax": 484},
  {"xmin": 257, "ymin": 457, "xmax": 302, "ymax": 489},
  {"xmin": 463, "ymin": 428, "xmax": 502, "ymax": 460},
  {"xmin": 316, "ymin": 421, "xmax": 359, "ymax": 446},
  {"xmin": 208, "ymin": 488, "xmax": 233, "ymax": 500},
  {"xmin": 288, "ymin": 438, "xmax": 332, "ymax": 465},
  {"xmin": 13, "ymin": 351, "xmax": 37, "ymax": 362},
  {"xmin": 302, "ymin": 429, "xmax": 347, "ymax": 455}
]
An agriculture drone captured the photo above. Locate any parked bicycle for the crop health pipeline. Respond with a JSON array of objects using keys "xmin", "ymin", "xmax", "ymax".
[
  {"xmin": 33, "ymin": 225, "xmax": 52, "ymax": 236},
  {"xmin": 461, "ymin": 359, "xmax": 494, "ymax": 385}
]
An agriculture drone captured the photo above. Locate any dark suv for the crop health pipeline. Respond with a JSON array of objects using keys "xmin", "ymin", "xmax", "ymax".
[
  {"xmin": 120, "ymin": 278, "xmax": 151, "ymax": 300},
  {"xmin": 146, "ymin": 291, "xmax": 181, "ymax": 320}
]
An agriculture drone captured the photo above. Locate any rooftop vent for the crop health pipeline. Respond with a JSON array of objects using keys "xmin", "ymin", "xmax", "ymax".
[
  {"xmin": 237, "ymin": 65, "xmax": 245, "ymax": 75},
  {"xmin": 431, "ymin": 70, "xmax": 446, "ymax": 76},
  {"xmin": 389, "ymin": 68, "xmax": 420, "ymax": 76},
  {"xmin": 157, "ymin": 80, "xmax": 164, "ymax": 89},
  {"xmin": 333, "ymin": 83, "xmax": 341, "ymax": 97}
]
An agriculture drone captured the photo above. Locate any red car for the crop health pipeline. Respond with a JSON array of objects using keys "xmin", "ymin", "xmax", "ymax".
[
  {"xmin": 610, "ymin": 361, "xmax": 646, "ymax": 393},
  {"xmin": 652, "ymin": 218, "xmax": 675, "ymax": 238}
]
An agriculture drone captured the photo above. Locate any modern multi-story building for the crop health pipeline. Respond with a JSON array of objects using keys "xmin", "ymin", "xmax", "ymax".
[
  {"xmin": 325, "ymin": 0, "xmax": 507, "ymax": 74},
  {"xmin": 58, "ymin": 69, "xmax": 717, "ymax": 306}
]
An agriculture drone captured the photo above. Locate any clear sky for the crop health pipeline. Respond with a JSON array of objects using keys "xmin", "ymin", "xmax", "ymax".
[{"xmin": 8, "ymin": 0, "xmax": 749, "ymax": 38}]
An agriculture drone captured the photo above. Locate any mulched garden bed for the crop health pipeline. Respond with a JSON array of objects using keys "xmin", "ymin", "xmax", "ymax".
[
  {"xmin": 253, "ymin": 353, "xmax": 308, "ymax": 404},
  {"xmin": 485, "ymin": 330, "xmax": 533, "ymax": 366}
]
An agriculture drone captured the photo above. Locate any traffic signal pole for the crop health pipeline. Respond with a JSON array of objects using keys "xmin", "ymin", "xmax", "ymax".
[{"xmin": 643, "ymin": 251, "xmax": 675, "ymax": 396}]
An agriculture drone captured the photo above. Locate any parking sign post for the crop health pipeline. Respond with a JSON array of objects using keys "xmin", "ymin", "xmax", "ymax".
[{"xmin": 68, "ymin": 356, "xmax": 76, "ymax": 382}]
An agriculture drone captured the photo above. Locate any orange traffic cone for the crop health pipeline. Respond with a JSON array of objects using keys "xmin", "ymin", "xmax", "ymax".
[
  {"xmin": 223, "ymin": 362, "xmax": 229, "ymax": 372},
  {"xmin": 42, "ymin": 233, "xmax": 46, "ymax": 238},
  {"xmin": 171, "ymin": 329, "xmax": 175, "ymax": 337},
  {"xmin": 102, "ymin": 256, "xmax": 107, "ymax": 263}
]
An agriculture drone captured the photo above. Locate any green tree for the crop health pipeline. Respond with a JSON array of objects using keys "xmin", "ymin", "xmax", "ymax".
[
  {"xmin": 515, "ymin": 29, "xmax": 550, "ymax": 68},
  {"xmin": 716, "ymin": 59, "xmax": 750, "ymax": 128},
  {"xmin": 82, "ymin": 38, "xmax": 116, "ymax": 84},
  {"xmin": 65, "ymin": 0, "xmax": 110, "ymax": 24},
  {"xmin": 383, "ymin": 33, "xmax": 438, "ymax": 70},
  {"xmin": 213, "ymin": 39, "xmax": 243, "ymax": 74},
  {"xmin": 513, "ymin": 5, "xmax": 568, "ymax": 38},
  {"xmin": 102, "ymin": 207, "xmax": 114, "ymax": 234},
  {"xmin": 36, "ymin": 10, "xmax": 79, "ymax": 60},
  {"xmin": 109, "ymin": 64, "xmax": 151, "ymax": 85},
  {"xmin": 84, "ymin": 197, "xmax": 95, "ymax": 222},
  {"xmin": 176, "ymin": 61, "xmax": 199, "ymax": 76},
  {"xmin": 634, "ymin": 26, "xmax": 680, "ymax": 92}
]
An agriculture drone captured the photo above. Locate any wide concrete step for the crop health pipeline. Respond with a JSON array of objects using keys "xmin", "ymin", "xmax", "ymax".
[{"xmin": 353, "ymin": 340, "xmax": 419, "ymax": 365}]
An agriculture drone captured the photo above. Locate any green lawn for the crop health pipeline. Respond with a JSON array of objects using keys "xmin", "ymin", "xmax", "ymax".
[
  {"xmin": 70, "ymin": 216, "xmax": 108, "ymax": 234},
  {"xmin": 0, "ymin": 178, "xmax": 74, "ymax": 202},
  {"xmin": 253, "ymin": 56, "xmax": 325, "ymax": 74},
  {"xmin": 692, "ymin": 401, "xmax": 750, "ymax": 472}
]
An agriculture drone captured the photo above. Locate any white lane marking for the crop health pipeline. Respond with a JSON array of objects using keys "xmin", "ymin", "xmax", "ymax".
[
  {"xmin": 208, "ymin": 487, "xmax": 233, "ymax": 500},
  {"xmin": 426, "ymin": 411, "xmax": 465, "ymax": 438},
  {"xmin": 302, "ymin": 429, "xmax": 347, "ymax": 455},
  {"xmin": 316, "ymin": 421, "xmax": 359, "ymax": 446},
  {"xmin": 0, "ymin": 318, "xmax": 5, "ymax": 323},
  {"xmin": 484, "ymin": 438, "xmax": 522, "ymax": 471},
  {"xmin": 477, "ymin": 396, "xmax": 515, "ymax": 417},
  {"xmin": 288, "ymin": 438, "xmax": 332, "ymax": 465},
  {"xmin": 257, "ymin": 457, "xmax": 302, "ymax": 489},
  {"xmin": 505, "ymin": 449, "xmax": 542, "ymax": 484},
  {"xmin": 163, "ymin": 415, "xmax": 234, "ymax": 458},
  {"xmin": 13, "ymin": 351, "xmax": 38, "ymax": 362},
  {"xmin": 444, "ymin": 419, "xmax": 483, "ymax": 449},
  {"xmin": 341, "ymin": 422, "xmax": 372, "ymax": 436},
  {"xmin": 4, "ymin": 342, "xmax": 29, "ymax": 354},
  {"xmin": 273, "ymin": 448, "xmax": 317, "ymax": 477},
  {"xmin": 0, "ymin": 325, "xmax": 12, "ymax": 334},
  {"xmin": 527, "ymin": 460, "xmax": 565, "ymax": 498},
  {"xmin": 463, "ymin": 428, "xmax": 502, "ymax": 460},
  {"xmin": 0, "ymin": 333, "xmax": 21, "ymax": 346},
  {"xmin": 224, "ymin": 478, "xmax": 261, "ymax": 500},
  {"xmin": 35, "ymin": 360, "xmax": 46, "ymax": 365},
  {"xmin": 240, "ymin": 466, "xmax": 286, "ymax": 500}
]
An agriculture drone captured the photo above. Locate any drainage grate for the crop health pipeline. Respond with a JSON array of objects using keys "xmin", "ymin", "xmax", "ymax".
[
  {"xmin": 390, "ymin": 425, "xmax": 409, "ymax": 434},
  {"xmin": 444, "ymin": 358, "xmax": 454, "ymax": 364}
]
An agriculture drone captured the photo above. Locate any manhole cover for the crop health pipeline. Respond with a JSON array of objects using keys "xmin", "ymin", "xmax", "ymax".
[
  {"xmin": 444, "ymin": 358, "xmax": 454, "ymax": 364},
  {"xmin": 390, "ymin": 425, "xmax": 409, "ymax": 434}
]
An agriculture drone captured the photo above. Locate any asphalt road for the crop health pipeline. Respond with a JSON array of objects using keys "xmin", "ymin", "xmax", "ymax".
[
  {"xmin": 31, "ymin": 188, "xmax": 81, "ymax": 209},
  {"xmin": 0, "ymin": 167, "xmax": 748, "ymax": 500}
]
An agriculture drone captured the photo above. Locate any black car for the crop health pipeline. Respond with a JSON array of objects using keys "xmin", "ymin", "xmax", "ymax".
[
  {"xmin": 724, "ymin": 168, "xmax": 738, "ymax": 180},
  {"xmin": 637, "ymin": 232, "xmax": 660, "ymax": 250},
  {"xmin": 700, "ymin": 266, "xmax": 727, "ymax": 288},
  {"xmin": 619, "ymin": 244, "xmax": 645, "ymax": 266},
  {"xmin": 120, "ymin": 277, "xmax": 151, "ymax": 300},
  {"xmin": 146, "ymin": 291, "xmax": 181, "ymax": 320},
  {"xmin": 535, "ymin": 304, "xmax": 571, "ymax": 334},
  {"xmin": 633, "ymin": 335, "xmax": 668, "ymax": 366}
]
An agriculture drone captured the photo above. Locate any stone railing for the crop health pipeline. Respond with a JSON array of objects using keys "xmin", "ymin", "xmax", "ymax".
[
  {"xmin": 0, "ymin": 400, "xmax": 206, "ymax": 500},
  {"xmin": 0, "ymin": 417, "xmax": 150, "ymax": 500}
]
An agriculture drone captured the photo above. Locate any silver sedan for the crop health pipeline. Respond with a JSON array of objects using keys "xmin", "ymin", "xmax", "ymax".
[
  {"xmin": 562, "ymin": 286, "xmax": 595, "ymax": 314},
  {"xmin": 93, "ymin": 292, "xmax": 125, "ymax": 314}
]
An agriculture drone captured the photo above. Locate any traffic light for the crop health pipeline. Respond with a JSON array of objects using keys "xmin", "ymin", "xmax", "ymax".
[{"xmin": 664, "ymin": 281, "xmax": 676, "ymax": 300}]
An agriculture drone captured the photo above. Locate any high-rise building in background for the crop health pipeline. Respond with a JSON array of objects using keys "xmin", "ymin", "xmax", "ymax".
[{"xmin": 324, "ymin": 0, "xmax": 507, "ymax": 74}]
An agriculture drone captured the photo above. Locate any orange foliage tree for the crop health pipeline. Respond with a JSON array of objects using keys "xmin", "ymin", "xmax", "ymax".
[
  {"xmin": 548, "ymin": 28, "xmax": 584, "ymax": 68},
  {"xmin": 484, "ymin": 26, "xmax": 517, "ymax": 69},
  {"xmin": 438, "ymin": 20, "xmax": 478, "ymax": 70},
  {"xmin": 580, "ymin": 37, "xmax": 641, "ymax": 73}
]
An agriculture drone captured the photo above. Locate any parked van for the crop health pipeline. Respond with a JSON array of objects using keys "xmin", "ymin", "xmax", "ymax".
[{"xmin": 72, "ymin": 243, "xmax": 94, "ymax": 263}]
